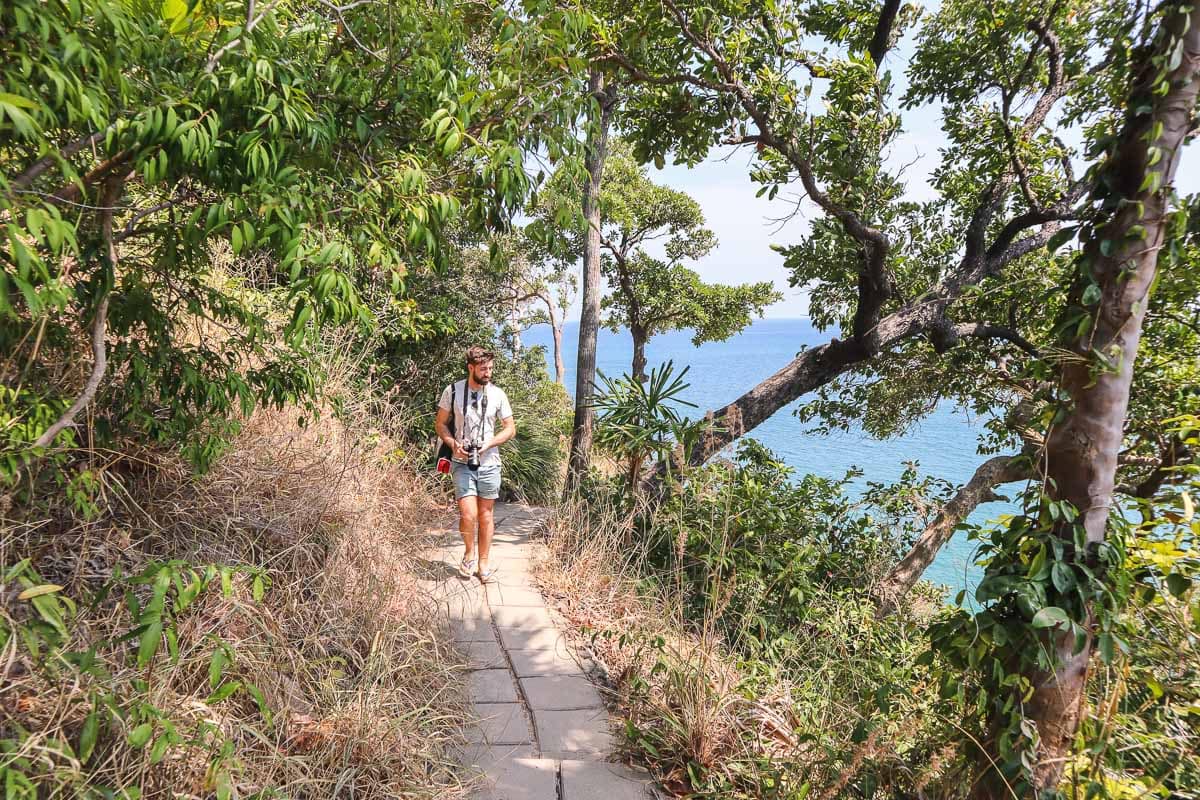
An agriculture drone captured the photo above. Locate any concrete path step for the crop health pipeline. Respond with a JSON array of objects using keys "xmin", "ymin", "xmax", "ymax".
[{"xmin": 423, "ymin": 503, "xmax": 660, "ymax": 799}]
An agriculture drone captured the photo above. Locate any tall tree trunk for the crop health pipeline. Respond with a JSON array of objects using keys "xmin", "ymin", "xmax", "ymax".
[
  {"xmin": 867, "ymin": 0, "xmax": 903, "ymax": 68},
  {"xmin": 549, "ymin": 307, "xmax": 566, "ymax": 385},
  {"xmin": 1015, "ymin": 5, "xmax": 1200, "ymax": 792},
  {"xmin": 565, "ymin": 67, "xmax": 615, "ymax": 491},
  {"xmin": 508, "ymin": 299, "xmax": 523, "ymax": 352},
  {"xmin": 613, "ymin": 256, "xmax": 649, "ymax": 382},
  {"xmin": 631, "ymin": 327, "xmax": 648, "ymax": 383}
]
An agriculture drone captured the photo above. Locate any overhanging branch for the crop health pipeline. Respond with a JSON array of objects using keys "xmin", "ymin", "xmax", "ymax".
[
  {"xmin": 875, "ymin": 452, "xmax": 1034, "ymax": 615},
  {"xmin": 7, "ymin": 131, "xmax": 105, "ymax": 195},
  {"xmin": 943, "ymin": 321, "xmax": 1042, "ymax": 357}
]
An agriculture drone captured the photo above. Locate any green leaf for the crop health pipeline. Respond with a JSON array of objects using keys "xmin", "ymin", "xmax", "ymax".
[
  {"xmin": 1050, "ymin": 562, "xmax": 1075, "ymax": 593},
  {"xmin": 137, "ymin": 621, "xmax": 162, "ymax": 667},
  {"xmin": 1027, "ymin": 547, "xmax": 1047, "ymax": 581},
  {"xmin": 1031, "ymin": 606, "xmax": 1070, "ymax": 629},
  {"xmin": 1167, "ymin": 37, "xmax": 1185, "ymax": 72},
  {"xmin": 165, "ymin": 625, "xmax": 179, "ymax": 664},
  {"xmin": 0, "ymin": 92, "xmax": 38, "ymax": 109},
  {"xmin": 206, "ymin": 680, "xmax": 243, "ymax": 704},
  {"xmin": 128, "ymin": 723, "xmax": 153, "ymax": 748},
  {"xmin": 209, "ymin": 647, "xmax": 229, "ymax": 689},
  {"xmin": 17, "ymin": 584, "xmax": 63, "ymax": 600},
  {"xmin": 79, "ymin": 711, "xmax": 99, "ymax": 763},
  {"xmin": 30, "ymin": 593, "xmax": 68, "ymax": 638},
  {"xmin": 1047, "ymin": 227, "xmax": 1076, "ymax": 253},
  {"xmin": 245, "ymin": 683, "xmax": 273, "ymax": 726},
  {"xmin": 1075, "ymin": 314, "xmax": 1093, "ymax": 339},
  {"xmin": 1166, "ymin": 572, "xmax": 1190, "ymax": 598},
  {"xmin": 149, "ymin": 735, "xmax": 171, "ymax": 764},
  {"xmin": 0, "ymin": 101, "xmax": 38, "ymax": 138},
  {"xmin": 1081, "ymin": 284, "xmax": 1102, "ymax": 306}
]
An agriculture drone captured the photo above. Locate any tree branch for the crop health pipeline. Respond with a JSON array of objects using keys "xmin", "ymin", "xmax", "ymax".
[
  {"xmin": 7, "ymin": 131, "xmax": 105, "ymax": 195},
  {"xmin": 205, "ymin": 0, "xmax": 281, "ymax": 72},
  {"xmin": 601, "ymin": 50, "xmax": 739, "ymax": 95},
  {"xmin": 114, "ymin": 196, "xmax": 185, "ymax": 243},
  {"xmin": 1116, "ymin": 436, "xmax": 1194, "ymax": 498},
  {"xmin": 658, "ymin": 0, "xmax": 894, "ymax": 351},
  {"xmin": 32, "ymin": 176, "xmax": 121, "ymax": 450},
  {"xmin": 37, "ymin": 151, "xmax": 133, "ymax": 207},
  {"xmin": 963, "ymin": 15, "xmax": 1074, "ymax": 266},
  {"xmin": 599, "ymin": 232, "xmax": 633, "ymax": 269},
  {"xmin": 611, "ymin": 1, "xmax": 1086, "ymax": 492},
  {"xmin": 498, "ymin": 289, "xmax": 544, "ymax": 305},
  {"xmin": 938, "ymin": 321, "xmax": 1042, "ymax": 357},
  {"xmin": 868, "ymin": 0, "xmax": 903, "ymax": 68},
  {"xmin": 875, "ymin": 453, "xmax": 1033, "ymax": 614}
]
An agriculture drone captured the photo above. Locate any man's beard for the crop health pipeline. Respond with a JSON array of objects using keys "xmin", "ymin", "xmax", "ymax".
[{"xmin": 472, "ymin": 371, "xmax": 491, "ymax": 385}]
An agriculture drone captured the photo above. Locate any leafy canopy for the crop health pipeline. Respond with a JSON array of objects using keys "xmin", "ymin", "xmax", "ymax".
[{"xmin": 0, "ymin": 0, "xmax": 587, "ymax": 478}]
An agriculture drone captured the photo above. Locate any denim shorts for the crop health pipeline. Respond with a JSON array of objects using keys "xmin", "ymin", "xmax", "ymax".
[{"xmin": 452, "ymin": 463, "xmax": 501, "ymax": 500}]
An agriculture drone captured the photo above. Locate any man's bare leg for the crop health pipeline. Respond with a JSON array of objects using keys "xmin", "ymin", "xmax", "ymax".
[
  {"xmin": 458, "ymin": 495, "xmax": 479, "ymax": 564},
  {"xmin": 477, "ymin": 498, "xmax": 496, "ymax": 573}
]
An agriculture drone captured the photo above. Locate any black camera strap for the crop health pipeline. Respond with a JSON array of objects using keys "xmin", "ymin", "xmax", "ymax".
[{"xmin": 465, "ymin": 384, "xmax": 488, "ymax": 445}]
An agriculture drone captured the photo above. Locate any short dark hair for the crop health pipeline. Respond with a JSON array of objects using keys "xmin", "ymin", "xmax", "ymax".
[{"xmin": 465, "ymin": 346, "xmax": 495, "ymax": 365}]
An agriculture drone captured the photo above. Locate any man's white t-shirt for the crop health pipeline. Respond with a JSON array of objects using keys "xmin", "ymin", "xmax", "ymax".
[{"xmin": 437, "ymin": 380, "xmax": 514, "ymax": 468}]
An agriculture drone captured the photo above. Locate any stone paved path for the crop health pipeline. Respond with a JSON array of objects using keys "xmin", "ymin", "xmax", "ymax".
[{"xmin": 418, "ymin": 503, "xmax": 659, "ymax": 800}]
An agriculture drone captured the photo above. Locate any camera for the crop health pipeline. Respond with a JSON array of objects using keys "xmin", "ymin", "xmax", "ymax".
[{"xmin": 466, "ymin": 441, "xmax": 481, "ymax": 471}]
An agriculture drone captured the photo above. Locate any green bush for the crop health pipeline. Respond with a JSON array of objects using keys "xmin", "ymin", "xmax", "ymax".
[
  {"xmin": 554, "ymin": 455, "xmax": 955, "ymax": 797},
  {"xmin": 494, "ymin": 348, "xmax": 571, "ymax": 505},
  {"xmin": 572, "ymin": 423, "xmax": 1200, "ymax": 798},
  {"xmin": 650, "ymin": 440, "xmax": 942, "ymax": 660}
]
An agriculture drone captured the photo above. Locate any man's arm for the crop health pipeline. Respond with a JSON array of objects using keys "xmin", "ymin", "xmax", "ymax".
[
  {"xmin": 436, "ymin": 407, "xmax": 468, "ymax": 460},
  {"xmin": 485, "ymin": 415, "xmax": 516, "ymax": 450}
]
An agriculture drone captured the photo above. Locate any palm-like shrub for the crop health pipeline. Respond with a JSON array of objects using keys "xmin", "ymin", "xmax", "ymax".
[{"xmin": 592, "ymin": 360, "xmax": 699, "ymax": 493}]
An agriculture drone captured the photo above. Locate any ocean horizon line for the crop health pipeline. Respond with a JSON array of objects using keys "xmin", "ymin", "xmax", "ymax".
[{"xmin": 553, "ymin": 314, "xmax": 813, "ymax": 326}]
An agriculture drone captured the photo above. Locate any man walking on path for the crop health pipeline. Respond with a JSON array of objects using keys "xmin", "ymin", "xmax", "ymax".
[{"xmin": 436, "ymin": 346, "xmax": 516, "ymax": 583}]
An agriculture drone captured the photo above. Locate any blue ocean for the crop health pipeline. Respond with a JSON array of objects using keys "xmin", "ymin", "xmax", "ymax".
[{"xmin": 522, "ymin": 318, "xmax": 1019, "ymax": 596}]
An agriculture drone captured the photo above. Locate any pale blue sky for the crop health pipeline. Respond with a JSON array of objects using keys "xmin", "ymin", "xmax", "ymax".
[{"xmin": 562, "ymin": 22, "xmax": 1200, "ymax": 321}]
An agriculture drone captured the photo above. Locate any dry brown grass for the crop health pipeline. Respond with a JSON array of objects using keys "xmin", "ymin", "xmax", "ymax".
[
  {"xmin": 533, "ymin": 496, "xmax": 808, "ymax": 796},
  {"xmin": 1, "ymin": 361, "xmax": 472, "ymax": 798}
]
